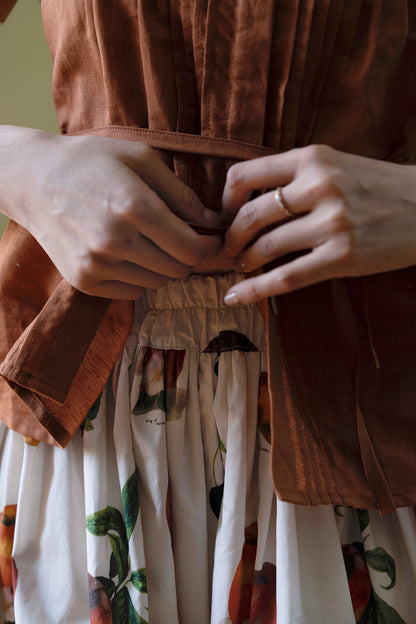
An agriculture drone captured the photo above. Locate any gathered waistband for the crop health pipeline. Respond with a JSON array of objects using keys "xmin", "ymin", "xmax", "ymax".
[
  {"xmin": 129, "ymin": 274, "xmax": 266, "ymax": 352},
  {"xmin": 142, "ymin": 273, "xmax": 248, "ymax": 311}
]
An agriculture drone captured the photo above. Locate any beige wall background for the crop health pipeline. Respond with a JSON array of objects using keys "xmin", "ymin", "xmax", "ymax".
[{"xmin": 1, "ymin": 0, "xmax": 59, "ymax": 234}]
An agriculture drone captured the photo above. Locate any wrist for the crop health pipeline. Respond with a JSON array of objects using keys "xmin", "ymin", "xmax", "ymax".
[{"xmin": 0, "ymin": 126, "xmax": 57, "ymax": 228}]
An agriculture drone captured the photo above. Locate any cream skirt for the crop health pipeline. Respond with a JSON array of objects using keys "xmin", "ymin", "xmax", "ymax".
[{"xmin": 0, "ymin": 274, "xmax": 415, "ymax": 624}]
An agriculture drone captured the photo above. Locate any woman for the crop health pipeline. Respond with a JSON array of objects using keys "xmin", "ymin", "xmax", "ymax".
[{"xmin": 0, "ymin": 0, "xmax": 415, "ymax": 622}]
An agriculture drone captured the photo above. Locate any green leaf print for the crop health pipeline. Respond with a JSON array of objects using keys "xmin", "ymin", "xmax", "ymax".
[
  {"xmin": 80, "ymin": 393, "xmax": 101, "ymax": 433},
  {"xmin": 218, "ymin": 435, "xmax": 226, "ymax": 454},
  {"xmin": 95, "ymin": 576, "xmax": 116, "ymax": 600},
  {"xmin": 156, "ymin": 389, "xmax": 167, "ymax": 413},
  {"xmin": 108, "ymin": 532, "xmax": 130, "ymax": 584},
  {"xmin": 132, "ymin": 392, "xmax": 157, "ymax": 415},
  {"xmin": 372, "ymin": 592, "xmax": 406, "ymax": 624},
  {"xmin": 212, "ymin": 430, "xmax": 226, "ymax": 487},
  {"xmin": 128, "ymin": 591, "xmax": 148, "ymax": 624},
  {"xmin": 109, "ymin": 552, "xmax": 118, "ymax": 579},
  {"xmin": 366, "ymin": 547, "xmax": 396, "ymax": 590},
  {"xmin": 86, "ymin": 506, "xmax": 126, "ymax": 538},
  {"xmin": 111, "ymin": 586, "xmax": 130, "ymax": 623},
  {"xmin": 110, "ymin": 586, "xmax": 148, "ymax": 624},
  {"xmin": 87, "ymin": 477, "xmax": 147, "ymax": 622},
  {"xmin": 131, "ymin": 568, "xmax": 147, "ymax": 593},
  {"xmin": 156, "ymin": 388, "xmax": 187, "ymax": 420},
  {"xmin": 122, "ymin": 470, "xmax": 140, "ymax": 541}
]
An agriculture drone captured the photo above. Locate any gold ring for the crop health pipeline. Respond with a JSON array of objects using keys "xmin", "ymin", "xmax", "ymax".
[{"xmin": 275, "ymin": 186, "xmax": 296, "ymax": 218}]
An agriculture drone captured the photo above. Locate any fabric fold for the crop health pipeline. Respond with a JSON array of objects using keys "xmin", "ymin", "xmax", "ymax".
[{"xmin": 1, "ymin": 0, "xmax": 415, "ymax": 513}]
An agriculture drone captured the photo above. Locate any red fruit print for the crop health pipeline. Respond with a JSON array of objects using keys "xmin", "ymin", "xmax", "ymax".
[
  {"xmin": 88, "ymin": 574, "xmax": 113, "ymax": 624},
  {"xmin": 0, "ymin": 505, "xmax": 17, "ymax": 591},
  {"xmin": 163, "ymin": 349, "xmax": 185, "ymax": 389},
  {"xmin": 250, "ymin": 563, "xmax": 277, "ymax": 624},
  {"xmin": 342, "ymin": 544, "xmax": 372, "ymax": 622},
  {"xmin": 229, "ymin": 522, "xmax": 276, "ymax": 624}
]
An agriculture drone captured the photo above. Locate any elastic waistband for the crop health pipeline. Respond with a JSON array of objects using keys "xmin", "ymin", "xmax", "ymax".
[{"xmin": 142, "ymin": 273, "xmax": 249, "ymax": 311}]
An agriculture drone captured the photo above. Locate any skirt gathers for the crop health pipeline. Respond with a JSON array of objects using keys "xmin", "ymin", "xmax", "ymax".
[{"xmin": 0, "ymin": 274, "xmax": 415, "ymax": 624}]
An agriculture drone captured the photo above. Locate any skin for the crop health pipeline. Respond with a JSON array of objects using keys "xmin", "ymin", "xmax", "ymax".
[
  {"xmin": 2, "ymin": 131, "xmax": 415, "ymax": 302},
  {"xmin": 1, "ymin": 126, "xmax": 224, "ymax": 299},
  {"xmin": 222, "ymin": 145, "xmax": 416, "ymax": 304}
]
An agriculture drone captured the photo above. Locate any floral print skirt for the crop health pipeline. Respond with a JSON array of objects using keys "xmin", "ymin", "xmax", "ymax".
[{"xmin": 0, "ymin": 273, "xmax": 415, "ymax": 624}]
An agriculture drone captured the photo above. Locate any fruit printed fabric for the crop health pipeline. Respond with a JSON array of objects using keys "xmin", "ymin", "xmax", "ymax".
[
  {"xmin": 228, "ymin": 522, "xmax": 277, "ymax": 624},
  {"xmin": 0, "ymin": 505, "xmax": 17, "ymax": 624},
  {"xmin": 339, "ymin": 507, "xmax": 407, "ymax": 624},
  {"xmin": 1, "ymin": 275, "xmax": 415, "ymax": 623}
]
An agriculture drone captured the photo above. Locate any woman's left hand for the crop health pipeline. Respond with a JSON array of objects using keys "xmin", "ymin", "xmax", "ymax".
[{"xmin": 221, "ymin": 145, "xmax": 416, "ymax": 304}]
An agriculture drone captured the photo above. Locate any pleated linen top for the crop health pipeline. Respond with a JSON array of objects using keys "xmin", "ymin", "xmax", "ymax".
[{"xmin": 0, "ymin": 0, "xmax": 415, "ymax": 513}]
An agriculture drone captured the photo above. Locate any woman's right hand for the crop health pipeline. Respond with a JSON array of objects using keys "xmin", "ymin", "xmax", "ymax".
[{"xmin": 1, "ymin": 127, "xmax": 223, "ymax": 299}]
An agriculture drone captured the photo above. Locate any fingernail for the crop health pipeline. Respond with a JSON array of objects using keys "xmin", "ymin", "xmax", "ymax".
[
  {"xmin": 203, "ymin": 209, "xmax": 226, "ymax": 225},
  {"xmin": 224, "ymin": 291, "xmax": 240, "ymax": 305}
]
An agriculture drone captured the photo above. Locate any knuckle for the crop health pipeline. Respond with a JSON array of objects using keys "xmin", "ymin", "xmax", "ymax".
[
  {"xmin": 88, "ymin": 228, "xmax": 116, "ymax": 256},
  {"xmin": 321, "ymin": 201, "xmax": 351, "ymax": 234},
  {"xmin": 278, "ymin": 269, "xmax": 301, "ymax": 292},
  {"xmin": 303, "ymin": 143, "xmax": 335, "ymax": 165},
  {"xmin": 108, "ymin": 185, "xmax": 137, "ymax": 218},
  {"xmin": 309, "ymin": 171, "xmax": 345, "ymax": 202},
  {"xmin": 258, "ymin": 234, "xmax": 275, "ymax": 259},
  {"xmin": 332, "ymin": 233, "xmax": 355, "ymax": 263},
  {"xmin": 71, "ymin": 256, "xmax": 99, "ymax": 293},
  {"xmin": 226, "ymin": 162, "xmax": 245, "ymax": 188},
  {"xmin": 238, "ymin": 201, "xmax": 258, "ymax": 229},
  {"xmin": 136, "ymin": 142, "xmax": 154, "ymax": 161}
]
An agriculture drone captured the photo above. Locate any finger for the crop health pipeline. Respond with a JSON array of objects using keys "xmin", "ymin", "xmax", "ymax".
[
  {"xmin": 76, "ymin": 278, "xmax": 147, "ymax": 300},
  {"xmin": 126, "ymin": 145, "xmax": 226, "ymax": 228},
  {"xmin": 224, "ymin": 186, "xmax": 305, "ymax": 257},
  {"xmin": 76, "ymin": 259, "xmax": 171, "ymax": 298},
  {"xmin": 224, "ymin": 243, "xmax": 338, "ymax": 304},
  {"xmin": 222, "ymin": 149, "xmax": 301, "ymax": 218},
  {"xmin": 94, "ymin": 281, "xmax": 148, "ymax": 300},
  {"xmin": 109, "ymin": 233, "xmax": 192, "ymax": 279},
  {"xmin": 122, "ymin": 172, "xmax": 223, "ymax": 266},
  {"xmin": 232, "ymin": 211, "xmax": 323, "ymax": 272},
  {"xmin": 101, "ymin": 262, "xmax": 171, "ymax": 289}
]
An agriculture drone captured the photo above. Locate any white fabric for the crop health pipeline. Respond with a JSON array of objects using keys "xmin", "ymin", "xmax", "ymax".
[{"xmin": 0, "ymin": 274, "xmax": 415, "ymax": 624}]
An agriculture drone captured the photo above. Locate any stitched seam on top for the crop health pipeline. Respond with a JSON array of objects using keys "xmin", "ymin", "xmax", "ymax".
[{"xmin": 67, "ymin": 125, "xmax": 278, "ymax": 153}]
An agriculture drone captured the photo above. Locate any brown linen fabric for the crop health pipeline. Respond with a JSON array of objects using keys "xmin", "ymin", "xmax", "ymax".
[
  {"xmin": 0, "ymin": 0, "xmax": 16, "ymax": 22},
  {"xmin": 1, "ymin": 0, "xmax": 415, "ymax": 513}
]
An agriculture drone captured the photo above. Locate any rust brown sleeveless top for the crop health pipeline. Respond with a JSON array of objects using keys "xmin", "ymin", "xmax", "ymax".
[{"xmin": 0, "ymin": 0, "xmax": 415, "ymax": 513}]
